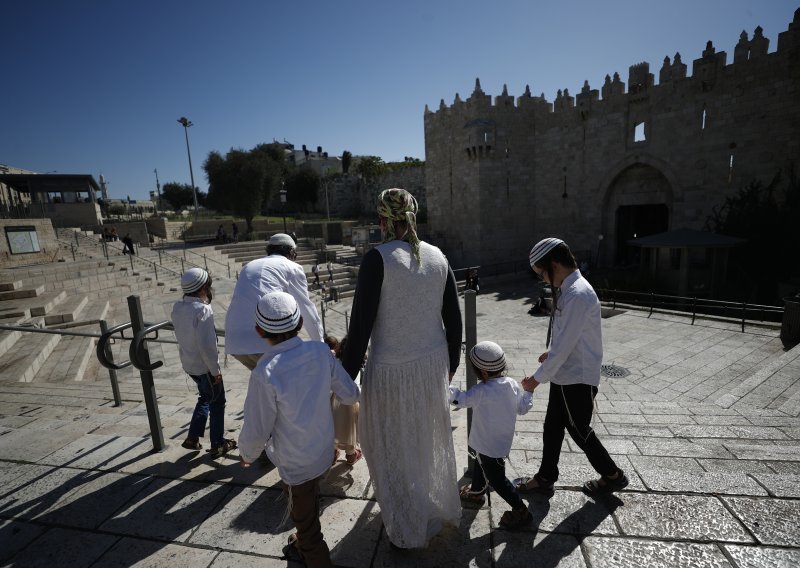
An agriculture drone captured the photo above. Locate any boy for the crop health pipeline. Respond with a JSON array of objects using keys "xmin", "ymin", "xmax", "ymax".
[
  {"xmin": 239, "ymin": 292, "xmax": 359, "ymax": 568},
  {"xmin": 171, "ymin": 268, "xmax": 237, "ymax": 458},
  {"xmin": 449, "ymin": 341, "xmax": 534, "ymax": 529}
]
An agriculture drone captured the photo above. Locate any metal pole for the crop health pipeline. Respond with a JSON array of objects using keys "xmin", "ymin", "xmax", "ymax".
[
  {"xmin": 464, "ymin": 289, "xmax": 478, "ymax": 473},
  {"xmin": 154, "ymin": 263, "xmax": 158, "ymax": 282},
  {"xmin": 203, "ymin": 254, "xmax": 208, "ymax": 270},
  {"xmin": 320, "ymin": 299, "xmax": 326, "ymax": 335},
  {"xmin": 70, "ymin": 244, "xmax": 75, "ymax": 261},
  {"xmin": 181, "ymin": 258, "xmax": 185, "ymax": 273},
  {"xmin": 99, "ymin": 320, "xmax": 122, "ymax": 407},
  {"xmin": 129, "ymin": 253, "xmax": 134, "ymax": 272},
  {"xmin": 127, "ymin": 295, "xmax": 165, "ymax": 451},
  {"xmin": 178, "ymin": 117, "xmax": 199, "ymax": 223},
  {"xmin": 227, "ymin": 262, "xmax": 231, "ymax": 279},
  {"xmin": 158, "ymin": 249, "xmax": 162, "ymax": 265}
]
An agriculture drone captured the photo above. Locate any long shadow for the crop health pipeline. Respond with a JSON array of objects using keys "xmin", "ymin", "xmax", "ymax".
[
  {"xmin": 0, "ymin": 440, "xmax": 245, "ymax": 567},
  {"xmin": 493, "ymin": 491, "xmax": 624, "ymax": 568}
]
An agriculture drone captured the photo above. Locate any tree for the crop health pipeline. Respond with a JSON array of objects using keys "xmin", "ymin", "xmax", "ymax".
[
  {"xmin": 285, "ymin": 167, "xmax": 320, "ymax": 212},
  {"xmin": 341, "ymin": 150, "xmax": 352, "ymax": 175},
  {"xmin": 706, "ymin": 167, "xmax": 800, "ymax": 303},
  {"xmin": 203, "ymin": 143, "xmax": 285, "ymax": 235},
  {"xmin": 353, "ymin": 155, "xmax": 386, "ymax": 182},
  {"xmin": 161, "ymin": 182, "xmax": 196, "ymax": 210}
]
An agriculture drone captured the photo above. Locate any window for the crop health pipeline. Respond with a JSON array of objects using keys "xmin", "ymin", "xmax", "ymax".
[
  {"xmin": 634, "ymin": 122, "xmax": 646, "ymax": 143},
  {"xmin": 5, "ymin": 226, "xmax": 41, "ymax": 254}
]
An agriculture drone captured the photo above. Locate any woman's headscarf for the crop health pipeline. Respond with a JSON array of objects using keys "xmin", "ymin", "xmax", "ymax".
[{"xmin": 377, "ymin": 188, "xmax": 421, "ymax": 262}]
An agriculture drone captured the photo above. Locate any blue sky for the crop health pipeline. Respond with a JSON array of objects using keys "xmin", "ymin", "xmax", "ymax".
[{"xmin": 2, "ymin": 0, "xmax": 796, "ymax": 201}]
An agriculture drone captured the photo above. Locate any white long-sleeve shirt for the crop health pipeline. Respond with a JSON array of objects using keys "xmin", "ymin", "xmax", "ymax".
[
  {"xmin": 534, "ymin": 270, "xmax": 603, "ymax": 387},
  {"xmin": 171, "ymin": 296, "xmax": 220, "ymax": 376},
  {"xmin": 225, "ymin": 254, "xmax": 323, "ymax": 354},
  {"xmin": 238, "ymin": 336, "xmax": 360, "ymax": 485},
  {"xmin": 448, "ymin": 377, "xmax": 533, "ymax": 458}
]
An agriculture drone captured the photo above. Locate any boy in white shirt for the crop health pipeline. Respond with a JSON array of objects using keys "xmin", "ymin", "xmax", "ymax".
[
  {"xmin": 449, "ymin": 341, "xmax": 534, "ymax": 529},
  {"xmin": 239, "ymin": 291, "xmax": 359, "ymax": 568},
  {"xmin": 171, "ymin": 268, "xmax": 237, "ymax": 458}
]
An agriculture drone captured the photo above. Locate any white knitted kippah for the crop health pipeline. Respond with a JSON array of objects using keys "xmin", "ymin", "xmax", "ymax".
[
  {"xmin": 181, "ymin": 268, "xmax": 209, "ymax": 294},
  {"xmin": 529, "ymin": 237, "xmax": 564, "ymax": 267},
  {"xmin": 469, "ymin": 341, "xmax": 507, "ymax": 373},
  {"xmin": 255, "ymin": 291, "xmax": 301, "ymax": 333},
  {"xmin": 268, "ymin": 233, "xmax": 296, "ymax": 248}
]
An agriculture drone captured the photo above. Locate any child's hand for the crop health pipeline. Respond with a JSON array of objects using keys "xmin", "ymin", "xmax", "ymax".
[
  {"xmin": 522, "ymin": 376, "xmax": 539, "ymax": 392},
  {"xmin": 213, "ymin": 373, "xmax": 223, "ymax": 385},
  {"xmin": 538, "ymin": 352, "xmax": 549, "ymax": 363}
]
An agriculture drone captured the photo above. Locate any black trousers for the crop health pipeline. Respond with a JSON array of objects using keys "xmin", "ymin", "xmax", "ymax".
[
  {"xmin": 470, "ymin": 453, "xmax": 524, "ymax": 510},
  {"xmin": 538, "ymin": 383, "xmax": 618, "ymax": 482}
]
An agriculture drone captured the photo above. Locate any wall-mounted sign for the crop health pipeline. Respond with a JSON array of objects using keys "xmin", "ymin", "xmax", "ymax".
[{"xmin": 5, "ymin": 226, "xmax": 41, "ymax": 254}]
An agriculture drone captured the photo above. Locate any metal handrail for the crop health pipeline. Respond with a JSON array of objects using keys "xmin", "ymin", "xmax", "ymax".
[
  {"xmin": 96, "ymin": 322, "xmax": 134, "ymax": 370},
  {"xmin": 130, "ymin": 321, "xmax": 174, "ymax": 371}
]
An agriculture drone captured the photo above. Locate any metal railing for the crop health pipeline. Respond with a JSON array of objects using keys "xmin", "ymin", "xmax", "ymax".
[{"xmin": 596, "ymin": 288, "xmax": 783, "ymax": 332}]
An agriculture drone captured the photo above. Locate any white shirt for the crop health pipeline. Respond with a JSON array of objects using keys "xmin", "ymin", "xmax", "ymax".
[
  {"xmin": 535, "ymin": 270, "xmax": 603, "ymax": 387},
  {"xmin": 225, "ymin": 254, "xmax": 323, "ymax": 354},
  {"xmin": 171, "ymin": 296, "xmax": 220, "ymax": 376},
  {"xmin": 238, "ymin": 337, "xmax": 360, "ymax": 485},
  {"xmin": 448, "ymin": 377, "xmax": 533, "ymax": 458}
]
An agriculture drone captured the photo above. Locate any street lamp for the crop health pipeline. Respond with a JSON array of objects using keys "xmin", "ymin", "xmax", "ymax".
[
  {"xmin": 279, "ymin": 181, "xmax": 288, "ymax": 233},
  {"xmin": 177, "ymin": 117, "xmax": 199, "ymax": 222}
]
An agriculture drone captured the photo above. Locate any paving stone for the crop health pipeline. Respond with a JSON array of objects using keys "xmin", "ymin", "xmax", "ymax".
[
  {"xmin": 509, "ymin": 490, "xmax": 619, "ymax": 535},
  {"xmin": 491, "ymin": 532, "xmax": 586, "ymax": 567},
  {"xmin": 765, "ymin": 461, "xmax": 800, "ymax": 474},
  {"xmin": 210, "ymin": 551, "xmax": 294, "ymax": 567},
  {"xmin": 628, "ymin": 456, "xmax": 704, "ymax": 473},
  {"xmin": 99, "ymin": 477, "xmax": 231, "ymax": 542},
  {"xmin": 4, "ymin": 527, "xmax": 120, "ymax": 567},
  {"xmin": 371, "ymin": 508, "xmax": 493, "ymax": 567},
  {"xmin": 670, "ymin": 425, "xmax": 787, "ymax": 439},
  {"xmin": 723, "ymin": 443, "xmax": 800, "ymax": 461},
  {"xmin": 723, "ymin": 497, "xmax": 800, "ymax": 546},
  {"xmin": 751, "ymin": 473, "xmax": 800, "ymax": 498},
  {"xmin": 0, "ymin": 519, "xmax": 48, "ymax": 564},
  {"xmin": 698, "ymin": 459, "xmax": 775, "ymax": 474},
  {"xmin": 636, "ymin": 469, "xmax": 767, "ymax": 496},
  {"xmin": 582, "ymin": 536, "xmax": 731, "ymax": 568},
  {"xmin": 631, "ymin": 438, "xmax": 735, "ymax": 459},
  {"xmin": 0, "ymin": 422, "xmax": 78, "ymax": 461},
  {"xmin": 612, "ymin": 493, "xmax": 753, "ymax": 543},
  {"xmin": 94, "ymin": 537, "xmax": 220, "ymax": 567},
  {"xmin": 723, "ymin": 544, "xmax": 800, "ymax": 568}
]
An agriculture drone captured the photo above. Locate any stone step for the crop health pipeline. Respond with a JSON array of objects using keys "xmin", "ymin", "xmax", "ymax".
[
  {"xmin": 0, "ymin": 285, "xmax": 45, "ymax": 301},
  {"xmin": 43, "ymin": 295, "xmax": 89, "ymax": 325},
  {"xmin": 0, "ymin": 281, "xmax": 22, "ymax": 292},
  {"xmin": 0, "ymin": 325, "xmax": 62, "ymax": 382},
  {"xmin": 0, "ymin": 327, "xmax": 22, "ymax": 359},
  {"xmin": 0, "ymin": 306, "xmax": 30, "ymax": 320},
  {"xmin": 29, "ymin": 290, "xmax": 68, "ymax": 317}
]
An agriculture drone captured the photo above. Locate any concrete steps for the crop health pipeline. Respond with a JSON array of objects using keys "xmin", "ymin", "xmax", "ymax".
[
  {"xmin": 43, "ymin": 294, "xmax": 89, "ymax": 325},
  {"xmin": 0, "ymin": 323, "xmax": 62, "ymax": 382},
  {"xmin": 0, "ymin": 285, "xmax": 45, "ymax": 301}
]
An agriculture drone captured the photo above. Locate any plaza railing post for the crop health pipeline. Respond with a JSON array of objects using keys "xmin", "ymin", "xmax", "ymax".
[
  {"xmin": 181, "ymin": 258, "xmax": 185, "ymax": 273},
  {"xmin": 127, "ymin": 295, "xmax": 165, "ymax": 451},
  {"xmin": 158, "ymin": 249, "xmax": 162, "ymax": 265},
  {"xmin": 99, "ymin": 319, "xmax": 122, "ymax": 407},
  {"xmin": 129, "ymin": 253, "xmax": 134, "ymax": 272},
  {"xmin": 70, "ymin": 244, "xmax": 76, "ymax": 261},
  {"xmin": 227, "ymin": 262, "xmax": 231, "ymax": 279},
  {"xmin": 320, "ymin": 299, "xmax": 326, "ymax": 335},
  {"xmin": 203, "ymin": 253, "xmax": 208, "ymax": 270},
  {"xmin": 464, "ymin": 289, "xmax": 478, "ymax": 474},
  {"xmin": 154, "ymin": 263, "xmax": 158, "ymax": 282}
]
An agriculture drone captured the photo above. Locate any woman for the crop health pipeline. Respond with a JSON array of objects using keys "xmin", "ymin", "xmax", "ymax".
[
  {"xmin": 341, "ymin": 188, "xmax": 462, "ymax": 549},
  {"xmin": 519, "ymin": 237, "xmax": 629, "ymax": 496}
]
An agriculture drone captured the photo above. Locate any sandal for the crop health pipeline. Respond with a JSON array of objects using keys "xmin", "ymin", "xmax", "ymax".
[
  {"xmin": 459, "ymin": 483, "xmax": 485, "ymax": 508},
  {"xmin": 514, "ymin": 473, "xmax": 554, "ymax": 495},
  {"xmin": 345, "ymin": 449, "xmax": 363, "ymax": 466},
  {"xmin": 500, "ymin": 506, "xmax": 533, "ymax": 530},
  {"xmin": 207, "ymin": 438, "xmax": 237, "ymax": 458},
  {"xmin": 181, "ymin": 437, "xmax": 202, "ymax": 450},
  {"xmin": 582, "ymin": 469, "xmax": 629, "ymax": 496}
]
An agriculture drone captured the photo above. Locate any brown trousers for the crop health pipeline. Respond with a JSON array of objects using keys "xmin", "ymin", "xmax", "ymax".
[{"xmin": 289, "ymin": 476, "xmax": 332, "ymax": 568}]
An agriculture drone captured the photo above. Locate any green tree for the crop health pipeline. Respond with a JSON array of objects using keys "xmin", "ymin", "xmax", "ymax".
[
  {"xmin": 285, "ymin": 167, "xmax": 320, "ymax": 212},
  {"xmin": 341, "ymin": 150, "xmax": 352, "ymax": 175},
  {"xmin": 161, "ymin": 182, "xmax": 196, "ymax": 210},
  {"xmin": 353, "ymin": 155, "xmax": 386, "ymax": 182},
  {"xmin": 204, "ymin": 143, "xmax": 285, "ymax": 234}
]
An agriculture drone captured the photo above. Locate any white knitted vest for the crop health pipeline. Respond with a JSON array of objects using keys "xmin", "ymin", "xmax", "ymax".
[{"xmin": 369, "ymin": 240, "xmax": 449, "ymax": 365}]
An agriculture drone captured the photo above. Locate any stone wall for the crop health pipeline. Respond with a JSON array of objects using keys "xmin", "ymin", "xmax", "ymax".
[
  {"xmin": 0, "ymin": 219, "xmax": 60, "ymax": 268},
  {"xmin": 424, "ymin": 10, "xmax": 800, "ymax": 269}
]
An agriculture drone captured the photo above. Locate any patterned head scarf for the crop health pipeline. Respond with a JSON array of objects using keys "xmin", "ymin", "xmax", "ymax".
[{"xmin": 377, "ymin": 188, "xmax": 421, "ymax": 262}]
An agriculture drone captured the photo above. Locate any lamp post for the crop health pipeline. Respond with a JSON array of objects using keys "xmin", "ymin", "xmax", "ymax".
[
  {"xmin": 279, "ymin": 182, "xmax": 288, "ymax": 233},
  {"xmin": 177, "ymin": 117, "xmax": 199, "ymax": 222},
  {"xmin": 153, "ymin": 168, "xmax": 161, "ymax": 215}
]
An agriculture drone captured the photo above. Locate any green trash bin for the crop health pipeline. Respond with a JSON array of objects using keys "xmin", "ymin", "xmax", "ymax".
[{"xmin": 780, "ymin": 295, "xmax": 800, "ymax": 349}]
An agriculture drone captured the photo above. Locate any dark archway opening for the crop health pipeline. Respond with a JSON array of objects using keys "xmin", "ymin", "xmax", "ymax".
[{"xmin": 615, "ymin": 204, "xmax": 668, "ymax": 264}]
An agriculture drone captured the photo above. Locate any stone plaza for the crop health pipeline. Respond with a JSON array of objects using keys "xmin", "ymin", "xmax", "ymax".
[{"xmin": 0, "ymin": 242, "xmax": 798, "ymax": 567}]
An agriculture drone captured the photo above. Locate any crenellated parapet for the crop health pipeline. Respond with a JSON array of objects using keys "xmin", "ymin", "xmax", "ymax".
[{"xmin": 427, "ymin": 10, "xmax": 798, "ymax": 121}]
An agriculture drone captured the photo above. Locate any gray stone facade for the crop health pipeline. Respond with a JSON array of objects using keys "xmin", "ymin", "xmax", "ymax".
[{"xmin": 424, "ymin": 10, "xmax": 800, "ymax": 269}]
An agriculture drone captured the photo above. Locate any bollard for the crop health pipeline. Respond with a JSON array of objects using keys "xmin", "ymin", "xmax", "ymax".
[
  {"xmin": 99, "ymin": 320, "xmax": 122, "ymax": 407},
  {"xmin": 127, "ymin": 295, "xmax": 165, "ymax": 451},
  {"xmin": 464, "ymin": 289, "xmax": 478, "ymax": 473}
]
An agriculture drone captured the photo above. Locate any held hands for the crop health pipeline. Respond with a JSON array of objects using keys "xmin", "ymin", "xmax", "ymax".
[
  {"xmin": 521, "ymin": 376, "xmax": 539, "ymax": 392},
  {"xmin": 538, "ymin": 352, "xmax": 549, "ymax": 363},
  {"xmin": 213, "ymin": 373, "xmax": 223, "ymax": 385}
]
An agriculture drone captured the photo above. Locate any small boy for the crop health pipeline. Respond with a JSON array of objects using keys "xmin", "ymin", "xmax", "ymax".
[
  {"xmin": 449, "ymin": 341, "xmax": 534, "ymax": 529},
  {"xmin": 239, "ymin": 292, "xmax": 359, "ymax": 568},
  {"xmin": 171, "ymin": 268, "xmax": 237, "ymax": 458}
]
